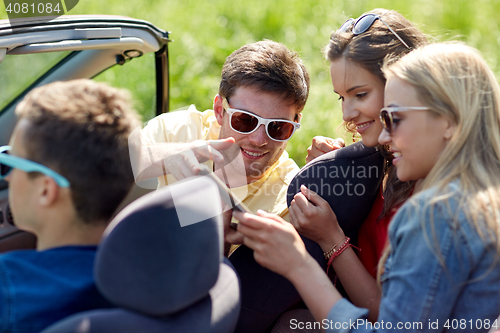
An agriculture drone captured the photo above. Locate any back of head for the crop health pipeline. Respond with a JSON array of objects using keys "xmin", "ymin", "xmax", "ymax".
[
  {"xmin": 219, "ymin": 40, "xmax": 310, "ymax": 111},
  {"xmin": 15, "ymin": 79, "xmax": 140, "ymax": 224},
  {"xmin": 326, "ymin": 8, "xmax": 427, "ymax": 84},
  {"xmin": 384, "ymin": 42, "xmax": 500, "ymax": 241}
]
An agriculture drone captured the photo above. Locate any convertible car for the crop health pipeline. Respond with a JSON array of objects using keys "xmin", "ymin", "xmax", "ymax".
[
  {"xmin": 0, "ymin": 15, "xmax": 241, "ymax": 333},
  {"xmin": 0, "ymin": 15, "xmax": 170, "ymax": 249}
]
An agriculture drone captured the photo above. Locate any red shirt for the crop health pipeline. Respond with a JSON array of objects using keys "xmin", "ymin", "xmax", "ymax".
[{"xmin": 357, "ymin": 189, "xmax": 395, "ymax": 278}]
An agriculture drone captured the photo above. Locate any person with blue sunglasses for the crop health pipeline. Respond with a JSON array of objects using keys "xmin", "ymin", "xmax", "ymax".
[
  {"xmin": 0, "ymin": 79, "xmax": 140, "ymax": 333},
  {"xmin": 0, "ymin": 146, "xmax": 70, "ymax": 187}
]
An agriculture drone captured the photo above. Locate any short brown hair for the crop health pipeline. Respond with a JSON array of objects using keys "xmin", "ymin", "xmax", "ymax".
[
  {"xmin": 219, "ymin": 40, "xmax": 310, "ymax": 112},
  {"xmin": 15, "ymin": 79, "xmax": 140, "ymax": 224}
]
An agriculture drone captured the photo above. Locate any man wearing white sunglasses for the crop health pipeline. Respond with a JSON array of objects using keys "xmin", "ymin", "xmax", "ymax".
[
  {"xmin": 137, "ymin": 40, "xmax": 310, "ymax": 224},
  {"xmin": 134, "ymin": 41, "xmax": 327, "ymax": 333}
]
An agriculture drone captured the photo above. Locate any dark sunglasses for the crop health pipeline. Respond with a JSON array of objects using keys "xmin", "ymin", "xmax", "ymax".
[
  {"xmin": 222, "ymin": 98, "xmax": 300, "ymax": 142},
  {"xmin": 379, "ymin": 106, "xmax": 430, "ymax": 135},
  {"xmin": 0, "ymin": 146, "xmax": 70, "ymax": 187},
  {"xmin": 338, "ymin": 13, "xmax": 410, "ymax": 49}
]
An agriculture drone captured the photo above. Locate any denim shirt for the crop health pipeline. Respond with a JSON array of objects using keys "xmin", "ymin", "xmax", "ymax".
[{"xmin": 326, "ymin": 181, "xmax": 500, "ymax": 332}]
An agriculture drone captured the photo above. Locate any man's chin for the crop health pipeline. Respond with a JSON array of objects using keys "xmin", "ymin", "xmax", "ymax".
[{"xmin": 245, "ymin": 160, "xmax": 271, "ymax": 181}]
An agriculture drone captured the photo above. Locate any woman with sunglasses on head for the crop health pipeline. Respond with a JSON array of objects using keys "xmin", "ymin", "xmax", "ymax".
[
  {"xmin": 236, "ymin": 42, "xmax": 500, "ymax": 331},
  {"xmin": 278, "ymin": 9, "xmax": 428, "ymax": 323}
]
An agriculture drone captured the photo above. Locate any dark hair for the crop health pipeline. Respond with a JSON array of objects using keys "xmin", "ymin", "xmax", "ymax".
[
  {"xmin": 15, "ymin": 79, "xmax": 140, "ymax": 225},
  {"xmin": 379, "ymin": 147, "xmax": 415, "ymax": 217},
  {"xmin": 326, "ymin": 8, "xmax": 427, "ymax": 84},
  {"xmin": 325, "ymin": 9, "xmax": 428, "ymax": 217},
  {"xmin": 219, "ymin": 40, "xmax": 310, "ymax": 113}
]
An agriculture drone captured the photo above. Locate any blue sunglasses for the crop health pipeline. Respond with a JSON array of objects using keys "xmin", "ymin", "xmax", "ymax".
[{"xmin": 0, "ymin": 146, "xmax": 70, "ymax": 188}]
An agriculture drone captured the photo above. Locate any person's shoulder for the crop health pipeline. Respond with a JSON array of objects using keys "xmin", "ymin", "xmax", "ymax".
[
  {"xmin": 414, "ymin": 180, "xmax": 460, "ymax": 201},
  {"xmin": 142, "ymin": 106, "xmax": 217, "ymax": 143},
  {"xmin": 0, "ymin": 249, "xmax": 51, "ymax": 279},
  {"xmin": 0, "ymin": 246, "xmax": 97, "ymax": 265},
  {"xmin": 400, "ymin": 180, "xmax": 460, "ymax": 212},
  {"xmin": 390, "ymin": 180, "xmax": 463, "ymax": 234},
  {"xmin": 0, "ymin": 246, "xmax": 97, "ymax": 286},
  {"xmin": 145, "ymin": 105, "xmax": 206, "ymax": 126},
  {"xmin": 417, "ymin": 181, "xmax": 464, "ymax": 220},
  {"xmin": 0, "ymin": 248, "xmax": 38, "ymax": 261}
]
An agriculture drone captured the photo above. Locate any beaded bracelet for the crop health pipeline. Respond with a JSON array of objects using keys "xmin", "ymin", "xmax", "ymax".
[
  {"xmin": 323, "ymin": 237, "xmax": 348, "ymax": 260},
  {"xmin": 325, "ymin": 237, "xmax": 360, "ymax": 275}
]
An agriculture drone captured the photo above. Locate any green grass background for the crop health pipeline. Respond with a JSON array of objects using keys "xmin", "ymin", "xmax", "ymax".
[{"xmin": 2, "ymin": 0, "xmax": 500, "ymax": 166}]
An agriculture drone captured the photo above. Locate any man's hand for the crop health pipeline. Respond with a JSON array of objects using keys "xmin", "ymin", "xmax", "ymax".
[
  {"xmin": 223, "ymin": 209, "xmax": 244, "ymax": 256},
  {"xmin": 305, "ymin": 136, "xmax": 345, "ymax": 164},
  {"xmin": 289, "ymin": 185, "xmax": 345, "ymax": 252},
  {"xmin": 135, "ymin": 137, "xmax": 235, "ymax": 181},
  {"xmin": 162, "ymin": 139, "xmax": 235, "ymax": 180}
]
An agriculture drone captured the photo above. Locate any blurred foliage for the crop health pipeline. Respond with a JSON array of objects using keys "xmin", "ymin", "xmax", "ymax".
[
  {"xmin": 0, "ymin": 52, "xmax": 69, "ymax": 110},
  {"xmin": 2, "ymin": 0, "xmax": 500, "ymax": 166}
]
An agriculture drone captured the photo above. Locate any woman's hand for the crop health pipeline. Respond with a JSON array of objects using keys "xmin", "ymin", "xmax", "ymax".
[
  {"xmin": 235, "ymin": 210, "xmax": 344, "ymax": 323},
  {"xmin": 289, "ymin": 185, "xmax": 345, "ymax": 252},
  {"xmin": 234, "ymin": 210, "xmax": 312, "ymax": 280},
  {"xmin": 305, "ymin": 136, "xmax": 345, "ymax": 164}
]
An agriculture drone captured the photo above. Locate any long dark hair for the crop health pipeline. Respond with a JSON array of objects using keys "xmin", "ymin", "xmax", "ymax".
[{"xmin": 325, "ymin": 8, "xmax": 428, "ymax": 217}]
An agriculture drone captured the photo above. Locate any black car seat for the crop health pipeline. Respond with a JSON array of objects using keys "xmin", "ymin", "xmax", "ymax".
[
  {"xmin": 287, "ymin": 141, "xmax": 385, "ymax": 245},
  {"xmin": 42, "ymin": 176, "xmax": 241, "ymax": 333}
]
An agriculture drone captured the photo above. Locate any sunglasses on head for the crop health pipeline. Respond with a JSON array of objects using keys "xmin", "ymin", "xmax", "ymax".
[
  {"xmin": 0, "ymin": 146, "xmax": 70, "ymax": 187},
  {"xmin": 222, "ymin": 98, "xmax": 300, "ymax": 142},
  {"xmin": 379, "ymin": 106, "xmax": 430, "ymax": 135},
  {"xmin": 338, "ymin": 13, "xmax": 410, "ymax": 49}
]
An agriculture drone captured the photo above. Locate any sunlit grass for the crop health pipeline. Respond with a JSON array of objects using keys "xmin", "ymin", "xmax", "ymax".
[{"xmin": 1, "ymin": 0, "xmax": 500, "ymax": 166}]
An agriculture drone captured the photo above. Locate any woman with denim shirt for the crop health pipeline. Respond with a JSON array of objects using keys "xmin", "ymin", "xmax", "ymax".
[{"xmin": 234, "ymin": 42, "xmax": 500, "ymax": 332}]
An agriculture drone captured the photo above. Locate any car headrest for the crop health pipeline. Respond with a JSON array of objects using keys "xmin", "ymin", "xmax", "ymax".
[
  {"xmin": 95, "ymin": 176, "xmax": 223, "ymax": 317},
  {"xmin": 287, "ymin": 142, "xmax": 385, "ymax": 241}
]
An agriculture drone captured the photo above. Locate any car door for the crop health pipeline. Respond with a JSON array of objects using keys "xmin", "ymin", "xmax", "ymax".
[{"xmin": 0, "ymin": 15, "xmax": 170, "ymax": 251}]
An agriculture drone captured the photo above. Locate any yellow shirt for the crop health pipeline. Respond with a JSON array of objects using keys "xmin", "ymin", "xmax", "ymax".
[{"xmin": 141, "ymin": 106, "xmax": 299, "ymax": 220}]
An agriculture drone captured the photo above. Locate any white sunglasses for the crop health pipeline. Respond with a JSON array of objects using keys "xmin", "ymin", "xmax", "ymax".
[{"xmin": 222, "ymin": 98, "xmax": 300, "ymax": 142}]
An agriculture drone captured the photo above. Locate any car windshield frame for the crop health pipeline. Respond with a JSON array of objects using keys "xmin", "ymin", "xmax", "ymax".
[
  {"xmin": 0, "ymin": 15, "xmax": 171, "ymax": 191},
  {"xmin": 0, "ymin": 15, "xmax": 171, "ymax": 115}
]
